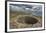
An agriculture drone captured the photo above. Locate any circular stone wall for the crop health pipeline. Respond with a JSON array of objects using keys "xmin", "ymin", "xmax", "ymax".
[{"xmin": 16, "ymin": 15, "xmax": 38, "ymax": 24}]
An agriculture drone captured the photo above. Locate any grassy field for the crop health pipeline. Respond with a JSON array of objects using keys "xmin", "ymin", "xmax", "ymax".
[{"xmin": 10, "ymin": 11, "xmax": 42, "ymax": 29}]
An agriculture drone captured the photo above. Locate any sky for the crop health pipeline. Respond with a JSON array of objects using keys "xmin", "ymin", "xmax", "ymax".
[
  {"xmin": 10, "ymin": 4, "xmax": 42, "ymax": 16},
  {"xmin": 10, "ymin": 4, "xmax": 42, "ymax": 11}
]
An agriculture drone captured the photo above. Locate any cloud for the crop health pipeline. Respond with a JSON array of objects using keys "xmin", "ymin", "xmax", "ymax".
[
  {"xmin": 32, "ymin": 5, "xmax": 42, "ymax": 11},
  {"xmin": 10, "ymin": 4, "xmax": 42, "ymax": 16}
]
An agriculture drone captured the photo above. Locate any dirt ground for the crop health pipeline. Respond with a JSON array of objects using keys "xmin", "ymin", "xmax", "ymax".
[{"xmin": 10, "ymin": 13, "xmax": 42, "ymax": 29}]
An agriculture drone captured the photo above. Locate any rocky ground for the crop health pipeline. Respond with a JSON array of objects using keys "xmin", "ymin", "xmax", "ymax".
[{"xmin": 10, "ymin": 13, "xmax": 42, "ymax": 29}]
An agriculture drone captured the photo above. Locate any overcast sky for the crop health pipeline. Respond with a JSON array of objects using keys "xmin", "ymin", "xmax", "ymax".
[
  {"xmin": 10, "ymin": 4, "xmax": 42, "ymax": 12},
  {"xmin": 9, "ymin": 4, "xmax": 42, "ymax": 16}
]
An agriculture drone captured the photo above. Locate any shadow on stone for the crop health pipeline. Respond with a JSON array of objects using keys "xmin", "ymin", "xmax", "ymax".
[
  {"xmin": 24, "ymin": 16, "xmax": 38, "ymax": 24},
  {"xmin": 17, "ymin": 16, "xmax": 38, "ymax": 24}
]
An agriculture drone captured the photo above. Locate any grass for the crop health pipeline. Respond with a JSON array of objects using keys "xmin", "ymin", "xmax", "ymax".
[{"xmin": 10, "ymin": 11, "xmax": 42, "ymax": 29}]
